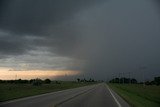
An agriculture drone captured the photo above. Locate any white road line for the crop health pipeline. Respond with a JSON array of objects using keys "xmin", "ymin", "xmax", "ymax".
[{"xmin": 106, "ymin": 84, "xmax": 122, "ymax": 107}]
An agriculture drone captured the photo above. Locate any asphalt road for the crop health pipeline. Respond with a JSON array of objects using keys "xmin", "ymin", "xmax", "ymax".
[{"xmin": 0, "ymin": 83, "xmax": 130, "ymax": 107}]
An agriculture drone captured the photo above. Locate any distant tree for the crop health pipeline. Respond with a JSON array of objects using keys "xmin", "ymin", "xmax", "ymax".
[
  {"xmin": 80, "ymin": 79, "xmax": 84, "ymax": 82},
  {"xmin": 77, "ymin": 78, "xmax": 80, "ymax": 82},
  {"xmin": 44, "ymin": 79, "xmax": 51, "ymax": 84},
  {"xmin": 84, "ymin": 78, "xmax": 87, "ymax": 82},
  {"xmin": 89, "ymin": 78, "xmax": 92, "ymax": 82},
  {"xmin": 15, "ymin": 79, "xmax": 29, "ymax": 84},
  {"xmin": 91, "ymin": 79, "xmax": 95, "ymax": 82},
  {"xmin": 30, "ymin": 79, "xmax": 36, "ymax": 84},
  {"xmin": 114, "ymin": 78, "xmax": 119, "ymax": 83},
  {"xmin": 154, "ymin": 76, "xmax": 160, "ymax": 85},
  {"xmin": 32, "ymin": 78, "xmax": 42, "ymax": 86},
  {"xmin": 109, "ymin": 77, "xmax": 137, "ymax": 84},
  {"xmin": 16, "ymin": 79, "xmax": 22, "ymax": 84},
  {"xmin": 131, "ymin": 78, "xmax": 137, "ymax": 84},
  {"xmin": 150, "ymin": 80, "xmax": 155, "ymax": 85}
]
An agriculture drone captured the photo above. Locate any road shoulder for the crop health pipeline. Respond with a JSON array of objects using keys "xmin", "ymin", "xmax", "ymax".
[{"xmin": 106, "ymin": 84, "xmax": 130, "ymax": 107}]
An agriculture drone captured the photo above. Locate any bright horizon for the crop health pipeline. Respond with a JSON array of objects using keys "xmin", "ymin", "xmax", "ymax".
[{"xmin": 0, "ymin": 67, "xmax": 79, "ymax": 80}]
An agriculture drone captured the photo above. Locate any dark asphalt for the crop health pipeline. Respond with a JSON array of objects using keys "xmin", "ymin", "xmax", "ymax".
[{"xmin": 0, "ymin": 83, "xmax": 130, "ymax": 107}]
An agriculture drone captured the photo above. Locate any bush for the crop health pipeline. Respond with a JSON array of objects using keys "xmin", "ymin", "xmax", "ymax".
[
  {"xmin": 154, "ymin": 77, "xmax": 160, "ymax": 85},
  {"xmin": 44, "ymin": 79, "xmax": 51, "ymax": 84},
  {"xmin": 32, "ymin": 78, "xmax": 42, "ymax": 86}
]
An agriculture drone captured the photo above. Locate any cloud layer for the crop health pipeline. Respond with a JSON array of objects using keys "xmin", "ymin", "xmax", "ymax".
[{"xmin": 0, "ymin": 0, "xmax": 160, "ymax": 80}]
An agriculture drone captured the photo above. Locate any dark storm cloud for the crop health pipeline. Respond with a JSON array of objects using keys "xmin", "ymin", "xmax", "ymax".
[
  {"xmin": 0, "ymin": 0, "xmax": 160, "ymax": 80},
  {"xmin": 0, "ymin": 0, "xmax": 106, "ymax": 57},
  {"xmin": 0, "ymin": 32, "xmax": 32, "ymax": 57},
  {"xmin": 0, "ymin": 0, "xmax": 104, "ymax": 35}
]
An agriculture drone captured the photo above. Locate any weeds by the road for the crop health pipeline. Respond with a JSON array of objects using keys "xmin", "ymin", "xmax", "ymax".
[{"xmin": 108, "ymin": 84, "xmax": 160, "ymax": 107}]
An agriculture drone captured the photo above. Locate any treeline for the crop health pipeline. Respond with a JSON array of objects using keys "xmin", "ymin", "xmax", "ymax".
[
  {"xmin": 0, "ymin": 78, "xmax": 51, "ymax": 86},
  {"xmin": 0, "ymin": 78, "xmax": 98, "ymax": 86},
  {"xmin": 77, "ymin": 78, "xmax": 99, "ymax": 83},
  {"xmin": 109, "ymin": 76, "xmax": 160, "ymax": 85},
  {"xmin": 144, "ymin": 76, "xmax": 160, "ymax": 85},
  {"xmin": 109, "ymin": 77, "xmax": 137, "ymax": 84}
]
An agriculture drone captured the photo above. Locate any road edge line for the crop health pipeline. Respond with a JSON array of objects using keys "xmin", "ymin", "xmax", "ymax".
[{"xmin": 106, "ymin": 84, "xmax": 122, "ymax": 107}]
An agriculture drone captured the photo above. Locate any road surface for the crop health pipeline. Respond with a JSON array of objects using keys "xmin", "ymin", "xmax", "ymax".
[{"xmin": 0, "ymin": 83, "xmax": 130, "ymax": 107}]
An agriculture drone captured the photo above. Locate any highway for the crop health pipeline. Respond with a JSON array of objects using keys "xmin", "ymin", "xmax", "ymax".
[{"xmin": 0, "ymin": 83, "xmax": 130, "ymax": 107}]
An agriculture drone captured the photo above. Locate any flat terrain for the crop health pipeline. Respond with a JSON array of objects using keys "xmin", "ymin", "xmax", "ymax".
[
  {"xmin": 0, "ymin": 83, "xmax": 130, "ymax": 107},
  {"xmin": 109, "ymin": 84, "xmax": 160, "ymax": 107},
  {"xmin": 0, "ymin": 81, "xmax": 94, "ymax": 102}
]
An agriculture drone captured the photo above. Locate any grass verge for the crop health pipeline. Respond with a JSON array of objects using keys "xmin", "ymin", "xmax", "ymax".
[
  {"xmin": 0, "ymin": 81, "xmax": 94, "ymax": 102},
  {"xmin": 108, "ymin": 83, "xmax": 160, "ymax": 107}
]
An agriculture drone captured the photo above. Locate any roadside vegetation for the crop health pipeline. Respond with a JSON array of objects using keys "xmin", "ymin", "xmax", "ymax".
[
  {"xmin": 108, "ymin": 76, "xmax": 160, "ymax": 107},
  {"xmin": 0, "ymin": 78, "xmax": 97, "ymax": 102}
]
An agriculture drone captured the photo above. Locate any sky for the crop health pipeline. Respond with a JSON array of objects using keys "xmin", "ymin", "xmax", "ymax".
[{"xmin": 0, "ymin": 0, "xmax": 160, "ymax": 81}]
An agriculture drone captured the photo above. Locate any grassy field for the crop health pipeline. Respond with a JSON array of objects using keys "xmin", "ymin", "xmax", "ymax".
[
  {"xmin": 0, "ymin": 81, "xmax": 94, "ymax": 102},
  {"xmin": 108, "ymin": 83, "xmax": 160, "ymax": 107}
]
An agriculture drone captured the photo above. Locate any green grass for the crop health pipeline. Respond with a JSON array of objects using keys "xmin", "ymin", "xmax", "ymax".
[
  {"xmin": 108, "ymin": 84, "xmax": 160, "ymax": 107},
  {"xmin": 0, "ymin": 81, "xmax": 94, "ymax": 102}
]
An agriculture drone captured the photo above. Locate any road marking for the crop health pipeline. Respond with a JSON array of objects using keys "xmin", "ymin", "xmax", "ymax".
[
  {"xmin": 106, "ymin": 85, "xmax": 122, "ymax": 107},
  {"xmin": 54, "ymin": 87, "xmax": 95, "ymax": 107}
]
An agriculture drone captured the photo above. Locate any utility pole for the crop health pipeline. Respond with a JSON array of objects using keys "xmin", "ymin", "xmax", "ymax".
[
  {"xmin": 15, "ymin": 74, "xmax": 17, "ymax": 80},
  {"xmin": 139, "ymin": 66, "xmax": 147, "ymax": 87},
  {"xmin": 128, "ymin": 72, "xmax": 131, "ymax": 84},
  {"xmin": 122, "ymin": 72, "xmax": 124, "ymax": 84},
  {"xmin": 118, "ymin": 73, "xmax": 121, "ymax": 84}
]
